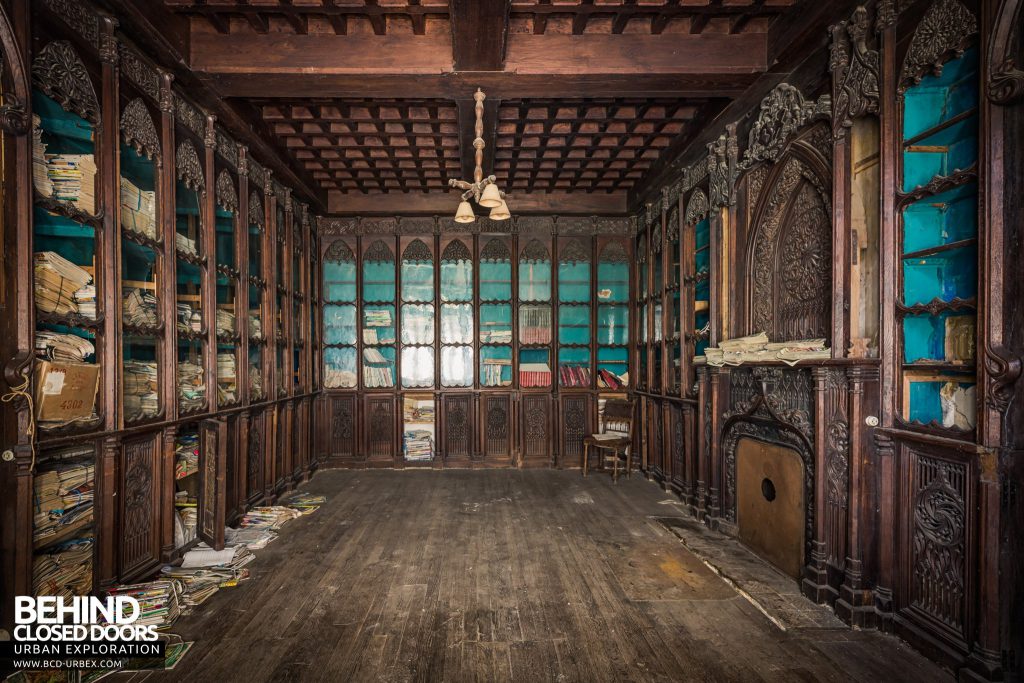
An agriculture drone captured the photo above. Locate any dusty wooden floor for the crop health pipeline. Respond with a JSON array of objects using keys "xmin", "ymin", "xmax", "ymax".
[{"xmin": 160, "ymin": 469, "xmax": 950, "ymax": 682}]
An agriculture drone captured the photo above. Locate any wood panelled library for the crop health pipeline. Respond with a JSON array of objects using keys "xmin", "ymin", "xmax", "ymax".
[{"xmin": 0, "ymin": 0, "xmax": 1021, "ymax": 680}]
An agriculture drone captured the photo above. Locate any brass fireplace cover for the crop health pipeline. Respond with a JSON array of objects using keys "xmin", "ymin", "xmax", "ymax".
[{"xmin": 736, "ymin": 437, "xmax": 805, "ymax": 579}]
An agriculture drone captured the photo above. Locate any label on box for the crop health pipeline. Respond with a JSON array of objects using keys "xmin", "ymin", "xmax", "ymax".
[{"xmin": 42, "ymin": 370, "xmax": 66, "ymax": 395}]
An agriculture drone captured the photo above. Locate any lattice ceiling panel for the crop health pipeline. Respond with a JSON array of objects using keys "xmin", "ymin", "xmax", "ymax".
[
  {"xmin": 492, "ymin": 98, "xmax": 701, "ymax": 194},
  {"xmin": 259, "ymin": 99, "xmax": 461, "ymax": 194}
]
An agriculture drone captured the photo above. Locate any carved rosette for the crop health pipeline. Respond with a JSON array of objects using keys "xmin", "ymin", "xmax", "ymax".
[
  {"xmin": 740, "ymin": 84, "xmax": 831, "ymax": 169},
  {"xmin": 176, "ymin": 141, "xmax": 204, "ymax": 192},
  {"xmin": 899, "ymin": 0, "xmax": 978, "ymax": 93},
  {"xmin": 31, "ymin": 41, "xmax": 100, "ymax": 123},
  {"xmin": 121, "ymin": 98, "xmax": 161, "ymax": 160},
  {"xmin": 831, "ymin": 6, "xmax": 880, "ymax": 135},
  {"xmin": 215, "ymin": 169, "xmax": 238, "ymax": 213}
]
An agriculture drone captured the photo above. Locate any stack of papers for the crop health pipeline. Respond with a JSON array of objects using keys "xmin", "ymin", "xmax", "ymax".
[
  {"xmin": 217, "ymin": 353, "xmax": 237, "ymax": 404},
  {"xmin": 174, "ymin": 432, "xmax": 199, "ymax": 480},
  {"xmin": 74, "ymin": 284, "xmax": 96, "ymax": 319},
  {"xmin": 180, "ymin": 543, "xmax": 254, "ymax": 571},
  {"xmin": 700, "ymin": 332, "xmax": 830, "ymax": 366},
  {"xmin": 160, "ymin": 565, "xmax": 247, "ymax": 610},
  {"xmin": 32, "ymin": 115, "xmax": 53, "ymax": 196},
  {"xmin": 519, "ymin": 362, "xmax": 551, "ymax": 388},
  {"xmin": 32, "ymin": 537, "xmax": 93, "ymax": 599},
  {"xmin": 123, "ymin": 288, "xmax": 158, "ymax": 327},
  {"xmin": 224, "ymin": 526, "xmax": 277, "ymax": 550},
  {"xmin": 248, "ymin": 312, "xmax": 263, "ymax": 339},
  {"xmin": 239, "ymin": 506, "xmax": 303, "ymax": 530},
  {"xmin": 106, "ymin": 580, "xmax": 181, "ymax": 629},
  {"xmin": 123, "ymin": 360, "xmax": 158, "ymax": 419},
  {"xmin": 363, "ymin": 347, "xmax": 393, "ymax": 388},
  {"xmin": 47, "ymin": 153, "xmax": 97, "ymax": 213},
  {"xmin": 216, "ymin": 309, "xmax": 236, "ymax": 336},
  {"xmin": 34, "ymin": 251, "xmax": 92, "ymax": 316},
  {"xmin": 34, "ymin": 331, "xmax": 95, "ymax": 363},
  {"xmin": 249, "ymin": 364, "xmax": 264, "ymax": 400},
  {"xmin": 403, "ymin": 430, "xmax": 433, "ymax": 461},
  {"xmin": 120, "ymin": 176, "xmax": 157, "ymax": 238},
  {"xmin": 283, "ymin": 493, "xmax": 326, "ymax": 515},
  {"xmin": 174, "ymin": 507, "xmax": 197, "ymax": 548},
  {"xmin": 32, "ymin": 462, "xmax": 95, "ymax": 542},
  {"xmin": 177, "ymin": 361, "xmax": 205, "ymax": 413},
  {"xmin": 176, "ymin": 232, "xmax": 198, "ymax": 258}
]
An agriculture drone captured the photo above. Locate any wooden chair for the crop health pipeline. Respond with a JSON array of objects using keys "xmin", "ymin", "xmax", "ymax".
[{"xmin": 582, "ymin": 399, "xmax": 634, "ymax": 483}]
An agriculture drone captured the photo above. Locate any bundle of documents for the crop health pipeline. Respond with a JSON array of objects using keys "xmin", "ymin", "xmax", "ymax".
[
  {"xmin": 403, "ymin": 430, "xmax": 433, "ymax": 461},
  {"xmin": 176, "ymin": 232, "xmax": 198, "ymax": 258},
  {"xmin": 482, "ymin": 357, "xmax": 512, "ymax": 387},
  {"xmin": 284, "ymin": 493, "xmax": 326, "ymax": 514},
  {"xmin": 363, "ymin": 347, "xmax": 394, "ymax": 388},
  {"xmin": 216, "ymin": 308, "xmax": 236, "ymax": 336},
  {"xmin": 159, "ymin": 568, "xmax": 225, "ymax": 609},
  {"xmin": 106, "ymin": 580, "xmax": 181, "ymax": 629},
  {"xmin": 123, "ymin": 287, "xmax": 158, "ymax": 327},
  {"xmin": 32, "ymin": 115, "xmax": 54, "ymax": 196},
  {"xmin": 47, "ymin": 153, "xmax": 97, "ymax": 213},
  {"xmin": 120, "ymin": 176, "xmax": 157, "ymax": 238},
  {"xmin": 34, "ymin": 251, "xmax": 92, "ymax": 316},
  {"xmin": 519, "ymin": 362, "xmax": 551, "ymax": 388},
  {"xmin": 239, "ymin": 506, "xmax": 303, "ymax": 530},
  {"xmin": 174, "ymin": 507, "xmax": 197, "ymax": 548},
  {"xmin": 33, "ymin": 536, "xmax": 94, "ymax": 598},
  {"xmin": 34, "ymin": 331, "xmax": 95, "ymax": 363},
  {"xmin": 177, "ymin": 361, "xmax": 205, "ymax": 413},
  {"xmin": 364, "ymin": 308, "xmax": 392, "ymax": 328},
  {"xmin": 520, "ymin": 306, "xmax": 552, "ymax": 344},
  {"xmin": 224, "ymin": 526, "xmax": 277, "ymax": 550},
  {"xmin": 248, "ymin": 312, "xmax": 263, "ymax": 339},
  {"xmin": 700, "ymin": 333, "xmax": 830, "ymax": 367},
  {"xmin": 180, "ymin": 543, "xmax": 254, "ymax": 571},
  {"xmin": 323, "ymin": 366, "xmax": 356, "ymax": 389},
  {"xmin": 174, "ymin": 433, "xmax": 199, "ymax": 480},
  {"xmin": 250, "ymin": 364, "xmax": 264, "ymax": 399},
  {"xmin": 176, "ymin": 301, "xmax": 203, "ymax": 333},
  {"xmin": 217, "ymin": 353, "xmax": 237, "ymax": 404},
  {"xmin": 32, "ymin": 462, "xmax": 95, "ymax": 542},
  {"xmin": 74, "ymin": 284, "xmax": 96, "ymax": 319},
  {"xmin": 123, "ymin": 360, "xmax": 158, "ymax": 418}
]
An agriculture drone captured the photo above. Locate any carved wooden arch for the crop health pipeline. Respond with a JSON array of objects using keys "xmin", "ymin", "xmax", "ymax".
[
  {"xmin": 441, "ymin": 238, "xmax": 471, "ymax": 262},
  {"xmin": 31, "ymin": 41, "xmax": 99, "ymax": 124},
  {"xmin": 401, "ymin": 238, "xmax": 432, "ymax": 262},
  {"xmin": 176, "ymin": 140, "xmax": 204, "ymax": 192},
  {"xmin": 480, "ymin": 237, "xmax": 510, "ymax": 262},
  {"xmin": 215, "ymin": 168, "xmax": 238, "ymax": 213},
  {"xmin": 897, "ymin": 0, "xmax": 978, "ymax": 95},
  {"xmin": 121, "ymin": 98, "xmax": 160, "ymax": 161},
  {"xmin": 248, "ymin": 190, "xmax": 264, "ymax": 230},
  {"xmin": 988, "ymin": 0, "xmax": 1024, "ymax": 104},
  {"xmin": 0, "ymin": 3, "xmax": 29, "ymax": 135},
  {"xmin": 684, "ymin": 188, "xmax": 709, "ymax": 226},
  {"xmin": 559, "ymin": 238, "xmax": 590, "ymax": 264},
  {"xmin": 742, "ymin": 122, "xmax": 833, "ymax": 343},
  {"xmin": 324, "ymin": 239, "xmax": 355, "ymax": 263},
  {"xmin": 599, "ymin": 241, "xmax": 629, "ymax": 264}
]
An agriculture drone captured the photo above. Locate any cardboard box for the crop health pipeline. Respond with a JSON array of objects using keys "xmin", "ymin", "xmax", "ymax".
[{"xmin": 35, "ymin": 360, "xmax": 100, "ymax": 423}]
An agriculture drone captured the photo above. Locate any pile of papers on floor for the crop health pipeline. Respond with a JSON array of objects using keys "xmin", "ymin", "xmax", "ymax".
[
  {"xmin": 34, "ymin": 330, "xmax": 95, "ymax": 363},
  {"xmin": 176, "ymin": 232, "xmax": 199, "ymax": 258},
  {"xmin": 224, "ymin": 526, "xmax": 277, "ymax": 550},
  {"xmin": 46, "ymin": 154, "xmax": 97, "ymax": 214},
  {"xmin": 123, "ymin": 359, "xmax": 158, "ymax": 419},
  {"xmin": 217, "ymin": 353, "xmax": 237, "ymax": 403},
  {"xmin": 700, "ymin": 332, "xmax": 830, "ymax": 366},
  {"xmin": 181, "ymin": 543, "xmax": 255, "ymax": 572},
  {"xmin": 123, "ymin": 287, "xmax": 158, "ymax": 327},
  {"xmin": 120, "ymin": 176, "xmax": 157, "ymax": 238},
  {"xmin": 216, "ymin": 308, "xmax": 236, "ymax": 336},
  {"xmin": 32, "ymin": 461, "xmax": 95, "ymax": 543},
  {"xmin": 174, "ymin": 433, "xmax": 199, "ymax": 480},
  {"xmin": 239, "ymin": 506, "xmax": 303, "ymax": 531},
  {"xmin": 34, "ymin": 251, "xmax": 93, "ymax": 317},
  {"xmin": 32, "ymin": 537, "xmax": 93, "ymax": 599},
  {"xmin": 284, "ymin": 493, "xmax": 326, "ymax": 515},
  {"xmin": 177, "ymin": 361, "xmax": 205, "ymax": 412},
  {"xmin": 105, "ymin": 580, "xmax": 182, "ymax": 629}
]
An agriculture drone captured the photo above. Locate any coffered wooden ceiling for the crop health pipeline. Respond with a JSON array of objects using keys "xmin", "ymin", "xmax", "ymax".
[{"xmin": 149, "ymin": 0, "xmax": 827, "ymax": 215}]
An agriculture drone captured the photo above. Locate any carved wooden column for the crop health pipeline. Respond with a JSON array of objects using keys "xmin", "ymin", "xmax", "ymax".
[
  {"xmin": 873, "ymin": 430, "xmax": 896, "ymax": 631},
  {"xmin": 202, "ymin": 115, "xmax": 218, "ymax": 413},
  {"xmin": 160, "ymin": 427, "xmax": 176, "ymax": 562},
  {"xmin": 802, "ymin": 366, "xmax": 831, "ymax": 603},
  {"xmin": 96, "ymin": 435, "xmax": 119, "ymax": 590},
  {"xmin": 695, "ymin": 365, "xmax": 710, "ymax": 520},
  {"xmin": 707, "ymin": 366, "xmax": 728, "ymax": 526}
]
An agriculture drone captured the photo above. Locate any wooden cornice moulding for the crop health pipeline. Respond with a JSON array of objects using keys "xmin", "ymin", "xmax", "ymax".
[
  {"xmin": 118, "ymin": 42, "xmax": 160, "ymax": 103},
  {"xmin": 173, "ymin": 93, "xmax": 206, "ymax": 140},
  {"xmin": 317, "ymin": 214, "xmax": 633, "ymax": 236},
  {"xmin": 39, "ymin": 0, "xmax": 100, "ymax": 48},
  {"xmin": 215, "ymin": 128, "xmax": 239, "ymax": 171}
]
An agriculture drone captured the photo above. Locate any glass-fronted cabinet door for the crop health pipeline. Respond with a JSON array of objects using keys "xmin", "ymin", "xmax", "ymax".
[
  {"xmin": 597, "ymin": 240, "xmax": 630, "ymax": 390},
  {"xmin": 440, "ymin": 238, "xmax": 473, "ymax": 388},
  {"xmin": 518, "ymin": 238, "xmax": 553, "ymax": 389},
  {"xmin": 667, "ymin": 203, "xmax": 682, "ymax": 394},
  {"xmin": 557, "ymin": 238, "xmax": 591, "ymax": 388},
  {"xmin": 400, "ymin": 238, "xmax": 435, "ymax": 389},
  {"xmin": 322, "ymin": 238, "xmax": 358, "ymax": 389},
  {"xmin": 361, "ymin": 239, "xmax": 396, "ymax": 389},
  {"xmin": 479, "ymin": 237, "xmax": 513, "ymax": 388},
  {"xmin": 275, "ymin": 200, "xmax": 288, "ymax": 396},
  {"xmin": 174, "ymin": 139, "xmax": 206, "ymax": 416},
  {"xmin": 247, "ymin": 190, "xmax": 267, "ymax": 401},
  {"xmin": 214, "ymin": 168, "xmax": 240, "ymax": 407}
]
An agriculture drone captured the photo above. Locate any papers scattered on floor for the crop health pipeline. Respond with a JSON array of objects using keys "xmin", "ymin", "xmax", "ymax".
[
  {"xmin": 106, "ymin": 580, "xmax": 181, "ymax": 629},
  {"xmin": 239, "ymin": 506, "xmax": 303, "ymax": 530},
  {"xmin": 180, "ymin": 544, "xmax": 254, "ymax": 570}
]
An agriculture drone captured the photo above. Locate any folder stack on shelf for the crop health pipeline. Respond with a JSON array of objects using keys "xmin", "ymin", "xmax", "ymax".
[
  {"xmin": 177, "ymin": 361, "xmax": 205, "ymax": 413},
  {"xmin": 32, "ymin": 461, "xmax": 95, "ymax": 543},
  {"xmin": 176, "ymin": 232, "xmax": 199, "ymax": 258},
  {"xmin": 174, "ymin": 432, "xmax": 199, "ymax": 480},
  {"xmin": 123, "ymin": 287, "xmax": 158, "ymax": 327},
  {"xmin": 34, "ymin": 331, "xmax": 95, "ymax": 363},
  {"xmin": 216, "ymin": 309, "xmax": 236, "ymax": 336},
  {"xmin": 120, "ymin": 176, "xmax": 157, "ymax": 239},
  {"xmin": 217, "ymin": 353, "xmax": 237, "ymax": 403},
  {"xmin": 34, "ymin": 251, "xmax": 93, "ymax": 316},
  {"xmin": 123, "ymin": 359, "xmax": 158, "ymax": 418},
  {"xmin": 519, "ymin": 362, "xmax": 551, "ymax": 388},
  {"xmin": 32, "ymin": 537, "xmax": 94, "ymax": 599},
  {"xmin": 47, "ymin": 153, "xmax": 97, "ymax": 214}
]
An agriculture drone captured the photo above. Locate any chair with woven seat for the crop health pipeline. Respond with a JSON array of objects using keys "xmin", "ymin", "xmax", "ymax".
[{"xmin": 582, "ymin": 399, "xmax": 635, "ymax": 483}]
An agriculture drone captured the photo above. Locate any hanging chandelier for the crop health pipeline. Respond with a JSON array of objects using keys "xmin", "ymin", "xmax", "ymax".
[{"xmin": 447, "ymin": 88, "xmax": 509, "ymax": 223}]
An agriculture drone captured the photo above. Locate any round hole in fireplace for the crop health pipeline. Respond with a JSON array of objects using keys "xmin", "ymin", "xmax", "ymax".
[{"xmin": 761, "ymin": 477, "xmax": 777, "ymax": 502}]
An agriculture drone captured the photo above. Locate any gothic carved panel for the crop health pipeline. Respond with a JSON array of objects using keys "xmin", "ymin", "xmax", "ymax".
[
  {"xmin": 899, "ymin": 0, "xmax": 978, "ymax": 93},
  {"xmin": 444, "ymin": 395, "xmax": 473, "ymax": 460},
  {"xmin": 176, "ymin": 141, "xmax": 204, "ymax": 192},
  {"xmin": 483, "ymin": 394, "xmax": 511, "ymax": 459},
  {"xmin": 330, "ymin": 395, "xmax": 356, "ymax": 460},
  {"xmin": 119, "ymin": 44, "xmax": 159, "ymax": 102},
  {"xmin": 366, "ymin": 397, "xmax": 394, "ymax": 459},
  {"xmin": 31, "ymin": 41, "xmax": 99, "ymax": 124},
  {"xmin": 522, "ymin": 394, "xmax": 550, "ymax": 461},
  {"xmin": 249, "ymin": 191, "xmax": 265, "ymax": 230},
  {"xmin": 685, "ymin": 188, "xmax": 709, "ymax": 226},
  {"xmin": 247, "ymin": 411, "xmax": 264, "ymax": 497},
  {"xmin": 121, "ymin": 98, "xmax": 161, "ymax": 161},
  {"xmin": 740, "ymin": 84, "xmax": 831, "ymax": 169},
  {"xmin": 120, "ymin": 435, "xmax": 157, "ymax": 577},
  {"xmin": 561, "ymin": 395, "xmax": 588, "ymax": 466}
]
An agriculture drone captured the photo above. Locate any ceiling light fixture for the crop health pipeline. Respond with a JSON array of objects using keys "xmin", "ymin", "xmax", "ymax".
[{"xmin": 447, "ymin": 88, "xmax": 509, "ymax": 222}]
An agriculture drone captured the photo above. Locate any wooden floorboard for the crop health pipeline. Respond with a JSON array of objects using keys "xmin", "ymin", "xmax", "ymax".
[{"xmin": 154, "ymin": 469, "xmax": 952, "ymax": 683}]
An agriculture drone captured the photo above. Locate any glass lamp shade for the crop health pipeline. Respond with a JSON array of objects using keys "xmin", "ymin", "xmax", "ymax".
[
  {"xmin": 479, "ymin": 183, "xmax": 503, "ymax": 209},
  {"xmin": 454, "ymin": 200, "xmax": 476, "ymax": 223},
  {"xmin": 489, "ymin": 199, "xmax": 511, "ymax": 221}
]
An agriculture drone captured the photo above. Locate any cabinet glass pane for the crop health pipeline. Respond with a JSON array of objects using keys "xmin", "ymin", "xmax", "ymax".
[
  {"xmin": 519, "ymin": 348, "xmax": 551, "ymax": 388},
  {"xmin": 363, "ymin": 346, "xmax": 395, "ymax": 388},
  {"xmin": 441, "ymin": 303, "xmax": 473, "ymax": 344},
  {"xmin": 441, "ymin": 346, "xmax": 473, "ymax": 387},
  {"xmin": 481, "ymin": 346, "xmax": 513, "ymax": 387},
  {"xmin": 323, "ymin": 304, "xmax": 357, "ymax": 345},
  {"xmin": 519, "ymin": 304, "xmax": 552, "ymax": 345},
  {"xmin": 558, "ymin": 260, "xmax": 590, "ymax": 303},
  {"xmin": 903, "ymin": 47, "xmax": 978, "ymax": 141},
  {"xmin": 558, "ymin": 347, "xmax": 590, "ymax": 387},
  {"xmin": 480, "ymin": 238, "xmax": 511, "ymax": 301},
  {"xmin": 597, "ymin": 261, "xmax": 628, "ymax": 304},
  {"xmin": 215, "ymin": 208, "xmax": 235, "ymax": 269},
  {"xmin": 401, "ymin": 240, "xmax": 433, "ymax": 302},
  {"xmin": 362, "ymin": 242, "xmax": 395, "ymax": 302},
  {"xmin": 123, "ymin": 344, "xmax": 158, "ymax": 421},
  {"xmin": 120, "ymin": 147, "xmax": 157, "ymax": 241},
  {"xmin": 519, "ymin": 241, "xmax": 551, "ymax": 302},
  {"xmin": 176, "ymin": 259, "xmax": 202, "ymax": 334},
  {"xmin": 178, "ymin": 340, "xmax": 205, "ymax": 412},
  {"xmin": 440, "ymin": 245, "xmax": 473, "ymax": 302},
  {"xmin": 324, "ymin": 347, "xmax": 358, "ymax": 389},
  {"xmin": 597, "ymin": 305, "xmax": 628, "ymax": 346},
  {"xmin": 902, "ymin": 116, "xmax": 978, "ymax": 190},
  {"xmin": 901, "ymin": 244, "xmax": 977, "ymax": 304},
  {"xmin": 363, "ymin": 305, "xmax": 396, "ymax": 345},
  {"xmin": 597, "ymin": 347, "xmax": 628, "ymax": 389},
  {"xmin": 401, "ymin": 303, "xmax": 434, "ymax": 345},
  {"xmin": 175, "ymin": 181, "xmax": 201, "ymax": 259},
  {"xmin": 905, "ymin": 374, "xmax": 976, "ymax": 429},
  {"xmin": 323, "ymin": 260, "xmax": 356, "ymax": 302},
  {"xmin": 480, "ymin": 303, "xmax": 512, "ymax": 344},
  {"xmin": 902, "ymin": 184, "xmax": 976, "ymax": 254},
  {"xmin": 903, "ymin": 311, "xmax": 975, "ymax": 364},
  {"xmin": 401, "ymin": 346, "xmax": 434, "ymax": 388},
  {"xmin": 248, "ymin": 344, "xmax": 263, "ymax": 400},
  {"xmin": 558, "ymin": 305, "xmax": 590, "ymax": 345}
]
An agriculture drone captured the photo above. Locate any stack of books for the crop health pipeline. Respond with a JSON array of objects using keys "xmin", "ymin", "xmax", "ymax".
[
  {"xmin": 216, "ymin": 309, "xmax": 236, "ymax": 336},
  {"xmin": 32, "ymin": 462, "xmax": 94, "ymax": 543},
  {"xmin": 559, "ymin": 364, "xmax": 591, "ymax": 387},
  {"xmin": 217, "ymin": 353, "xmax": 237, "ymax": 404},
  {"xmin": 32, "ymin": 115, "xmax": 53, "ymax": 196},
  {"xmin": 520, "ymin": 306, "xmax": 552, "ymax": 344},
  {"xmin": 519, "ymin": 362, "xmax": 551, "ymax": 388},
  {"xmin": 362, "ymin": 347, "xmax": 394, "ymax": 388},
  {"xmin": 482, "ymin": 357, "xmax": 512, "ymax": 386},
  {"xmin": 33, "ymin": 537, "xmax": 94, "ymax": 598},
  {"xmin": 74, "ymin": 284, "xmax": 96, "ymax": 319},
  {"xmin": 700, "ymin": 332, "xmax": 830, "ymax": 366},
  {"xmin": 123, "ymin": 360, "xmax": 158, "ymax": 418},
  {"xmin": 106, "ymin": 580, "xmax": 181, "ymax": 629},
  {"xmin": 47, "ymin": 153, "xmax": 97, "ymax": 213},
  {"xmin": 34, "ymin": 331, "xmax": 95, "ymax": 363},
  {"xmin": 176, "ymin": 302, "xmax": 203, "ymax": 333},
  {"xmin": 597, "ymin": 368, "xmax": 627, "ymax": 390},
  {"xmin": 120, "ymin": 176, "xmax": 157, "ymax": 239},
  {"xmin": 403, "ymin": 430, "xmax": 433, "ymax": 461},
  {"xmin": 174, "ymin": 432, "xmax": 199, "ymax": 479},
  {"xmin": 123, "ymin": 288, "xmax": 158, "ymax": 328},
  {"xmin": 177, "ymin": 362, "xmax": 205, "ymax": 412},
  {"xmin": 34, "ymin": 251, "xmax": 92, "ymax": 316},
  {"xmin": 175, "ymin": 232, "xmax": 198, "ymax": 258}
]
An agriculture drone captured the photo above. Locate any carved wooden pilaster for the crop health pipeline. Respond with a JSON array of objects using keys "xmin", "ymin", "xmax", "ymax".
[
  {"xmin": 97, "ymin": 436, "xmax": 120, "ymax": 590},
  {"xmin": 802, "ymin": 367, "xmax": 832, "ymax": 604},
  {"xmin": 696, "ymin": 366, "xmax": 711, "ymax": 519},
  {"xmin": 707, "ymin": 366, "xmax": 727, "ymax": 526},
  {"xmin": 160, "ymin": 429, "xmax": 176, "ymax": 562},
  {"xmin": 873, "ymin": 431, "xmax": 896, "ymax": 630}
]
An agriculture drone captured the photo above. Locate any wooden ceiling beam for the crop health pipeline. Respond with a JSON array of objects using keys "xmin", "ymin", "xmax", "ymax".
[
  {"xmin": 327, "ymin": 190, "xmax": 629, "ymax": 215},
  {"xmin": 450, "ymin": 0, "xmax": 511, "ymax": 71}
]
